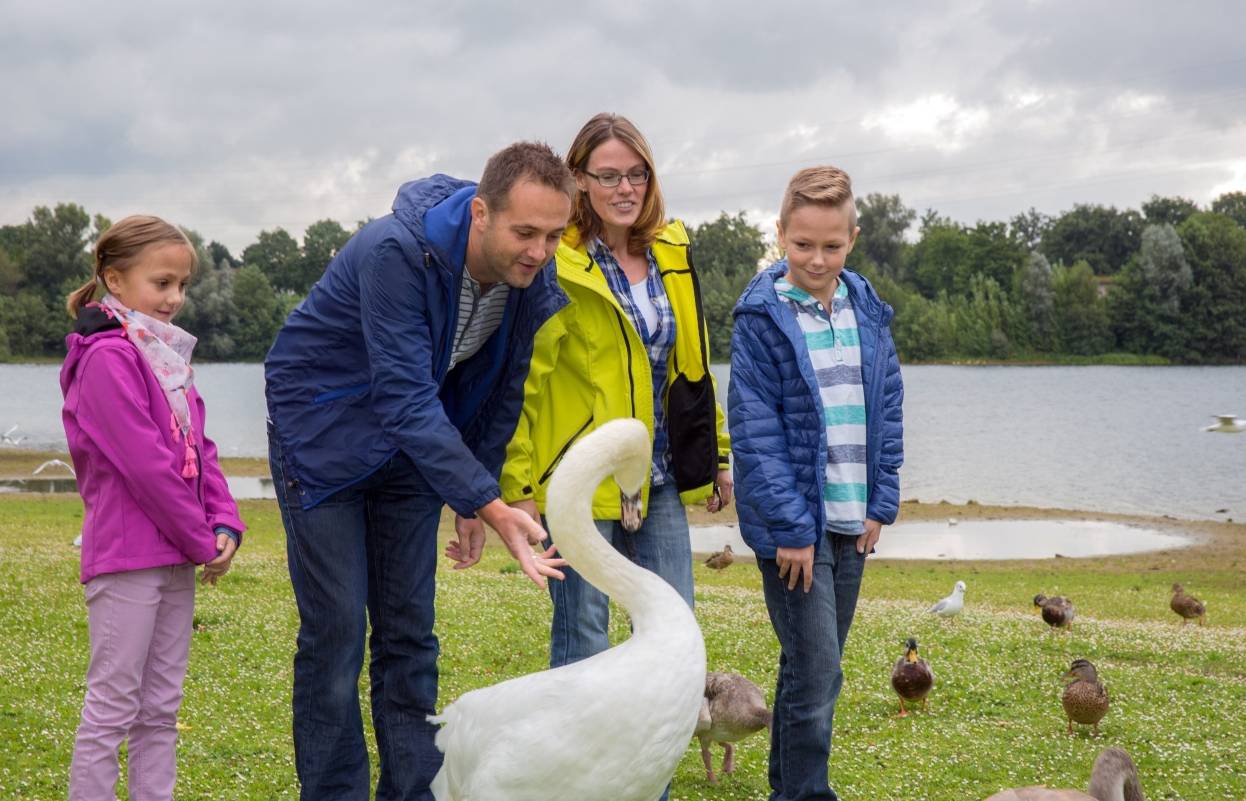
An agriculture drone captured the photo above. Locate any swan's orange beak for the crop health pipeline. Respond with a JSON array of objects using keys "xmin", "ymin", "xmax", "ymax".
[{"xmin": 620, "ymin": 490, "xmax": 643, "ymax": 532}]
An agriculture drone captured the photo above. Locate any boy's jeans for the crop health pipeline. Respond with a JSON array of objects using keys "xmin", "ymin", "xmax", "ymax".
[
  {"xmin": 272, "ymin": 434, "xmax": 444, "ymax": 801},
  {"xmin": 757, "ymin": 532, "xmax": 867, "ymax": 801}
]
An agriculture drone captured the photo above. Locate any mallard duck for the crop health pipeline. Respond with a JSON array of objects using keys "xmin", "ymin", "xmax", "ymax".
[
  {"xmin": 928, "ymin": 580, "xmax": 966, "ymax": 618},
  {"xmin": 704, "ymin": 544, "xmax": 734, "ymax": 570},
  {"xmin": 694, "ymin": 671, "xmax": 771, "ymax": 784},
  {"xmin": 1170, "ymin": 583, "xmax": 1206, "ymax": 626},
  {"xmin": 890, "ymin": 637, "xmax": 934, "ymax": 717},
  {"xmin": 1061, "ymin": 659, "xmax": 1110, "ymax": 736},
  {"xmin": 982, "ymin": 747, "xmax": 1144, "ymax": 800},
  {"xmin": 1034, "ymin": 594, "xmax": 1075, "ymax": 630},
  {"xmin": 429, "ymin": 420, "xmax": 706, "ymax": 801}
]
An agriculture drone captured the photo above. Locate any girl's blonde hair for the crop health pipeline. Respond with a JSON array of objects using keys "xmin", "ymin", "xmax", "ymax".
[
  {"xmin": 66, "ymin": 215, "xmax": 197, "ymax": 318},
  {"xmin": 565, "ymin": 113, "xmax": 666, "ymax": 256}
]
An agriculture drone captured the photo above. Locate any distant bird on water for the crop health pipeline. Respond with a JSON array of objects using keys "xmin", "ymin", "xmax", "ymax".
[
  {"xmin": 2, "ymin": 425, "xmax": 26, "ymax": 445},
  {"xmin": 1203, "ymin": 414, "xmax": 1246, "ymax": 433},
  {"xmin": 704, "ymin": 544, "xmax": 734, "ymax": 570},
  {"xmin": 928, "ymin": 580, "xmax": 966, "ymax": 618}
]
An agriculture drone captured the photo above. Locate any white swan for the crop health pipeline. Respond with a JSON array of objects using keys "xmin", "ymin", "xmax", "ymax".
[{"xmin": 429, "ymin": 418, "xmax": 707, "ymax": 801}]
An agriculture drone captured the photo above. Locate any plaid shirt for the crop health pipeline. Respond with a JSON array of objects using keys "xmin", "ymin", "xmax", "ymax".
[{"xmin": 592, "ymin": 239, "xmax": 677, "ymax": 485}]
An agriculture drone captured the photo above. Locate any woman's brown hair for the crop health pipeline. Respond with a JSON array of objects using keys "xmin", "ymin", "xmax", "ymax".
[
  {"xmin": 66, "ymin": 215, "xmax": 197, "ymax": 318},
  {"xmin": 565, "ymin": 113, "xmax": 666, "ymax": 256}
]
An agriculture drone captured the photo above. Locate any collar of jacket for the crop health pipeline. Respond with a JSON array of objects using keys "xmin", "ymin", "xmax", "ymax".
[
  {"xmin": 555, "ymin": 221, "xmax": 690, "ymax": 292},
  {"xmin": 390, "ymin": 174, "xmax": 477, "ymax": 274},
  {"xmin": 735, "ymin": 260, "xmax": 891, "ymax": 325}
]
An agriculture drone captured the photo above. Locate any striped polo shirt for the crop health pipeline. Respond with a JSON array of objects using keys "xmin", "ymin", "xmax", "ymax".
[
  {"xmin": 449, "ymin": 269, "xmax": 510, "ymax": 370},
  {"xmin": 775, "ymin": 275, "xmax": 867, "ymax": 535}
]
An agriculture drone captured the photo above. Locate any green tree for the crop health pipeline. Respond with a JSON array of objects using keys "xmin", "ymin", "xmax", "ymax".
[
  {"xmin": 1041, "ymin": 204, "xmax": 1142, "ymax": 275},
  {"xmin": 207, "ymin": 241, "xmax": 239, "ymax": 269},
  {"xmin": 689, "ymin": 212, "xmax": 766, "ymax": 360},
  {"xmin": 230, "ymin": 265, "xmax": 283, "ymax": 360},
  {"xmin": 1210, "ymin": 191, "xmax": 1246, "ymax": 228},
  {"xmin": 953, "ymin": 274, "xmax": 1018, "ymax": 358},
  {"xmin": 0, "ymin": 248, "xmax": 21, "ymax": 295},
  {"xmin": 907, "ymin": 222, "xmax": 968, "ymax": 298},
  {"xmin": 242, "ymin": 228, "xmax": 301, "ymax": 293},
  {"xmin": 1109, "ymin": 225, "xmax": 1189, "ymax": 358},
  {"xmin": 299, "ymin": 219, "xmax": 351, "ymax": 293},
  {"xmin": 20, "ymin": 203, "xmax": 94, "ymax": 302},
  {"xmin": 179, "ymin": 260, "xmax": 238, "ymax": 360},
  {"xmin": 1052, "ymin": 261, "xmax": 1112, "ymax": 354},
  {"xmin": 1175, "ymin": 212, "xmax": 1246, "ymax": 361},
  {"xmin": 1142, "ymin": 195, "xmax": 1199, "ymax": 227},
  {"xmin": 1013, "ymin": 251, "xmax": 1055, "ymax": 352},
  {"xmin": 0, "ymin": 291, "xmax": 64, "ymax": 357},
  {"xmin": 1009, "ymin": 207, "xmax": 1052, "ymax": 252},
  {"xmin": 855, "ymin": 193, "xmax": 914, "ymax": 280}
]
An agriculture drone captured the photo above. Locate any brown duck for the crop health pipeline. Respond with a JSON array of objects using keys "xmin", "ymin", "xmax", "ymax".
[
  {"xmin": 704, "ymin": 544, "xmax": 734, "ymax": 570},
  {"xmin": 1061, "ymin": 659, "xmax": 1110, "ymax": 736},
  {"xmin": 694, "ymin": 671, "xmax": 771, "ymax": 784},
  {"xmin": 982, "ymin": 746, "xmax": 1145, "ymax": 800},
  {"xmin": 1170, "ymin": 583, "xmax": 1206, "ymax": 626},
  {"xmin": 890, "ymin": 638, "xmax": 934, "ymax": 717},
  {"xmin": 1034, "ymin": 594, "xmax": 1075, "ymax": 630}
]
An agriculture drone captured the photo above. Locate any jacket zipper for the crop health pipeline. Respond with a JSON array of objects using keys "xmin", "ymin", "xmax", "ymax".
[{"xmin": 538, "ymin": 414, "xmax": 594, "ymax": 486}]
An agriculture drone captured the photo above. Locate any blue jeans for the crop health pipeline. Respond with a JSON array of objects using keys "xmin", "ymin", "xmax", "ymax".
[
  {"xmin": 757, "ymin": 532, "xmax": 867, "ymax": 801},
  {"xmin": 545, "ymin": 482, "xmax": 693, "ymax": 801},
  {"xmin": 545, "ymin": 482, "xmax": 695, "ymax": 667},
  {"xmin": 271, "ymin": 434, "xmax": 444, "ymax": 801}
]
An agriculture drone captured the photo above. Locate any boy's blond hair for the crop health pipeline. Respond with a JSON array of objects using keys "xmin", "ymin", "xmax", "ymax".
[{"xmin": 779, "ymin": 166, "xmax": 858, "ymax": 229}]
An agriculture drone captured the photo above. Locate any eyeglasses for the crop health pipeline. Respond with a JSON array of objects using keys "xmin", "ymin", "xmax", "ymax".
[{"xmin": 581, "ymin": 168, "xmax": 650, "ymax": 188}]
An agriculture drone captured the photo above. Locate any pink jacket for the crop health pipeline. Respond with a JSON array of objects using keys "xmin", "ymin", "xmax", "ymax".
[{"xmin": 61, "ymin": 318, "xmax": 246, "ymax": 583}]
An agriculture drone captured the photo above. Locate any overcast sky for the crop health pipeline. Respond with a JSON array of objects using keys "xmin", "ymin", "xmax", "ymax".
[{"xmin": 3, "ymin": 0, "xmax": 1245, "ymax": 253}]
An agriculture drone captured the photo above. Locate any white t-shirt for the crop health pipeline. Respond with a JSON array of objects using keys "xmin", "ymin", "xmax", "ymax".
[{"xmin": 628, "ymin": 278, "xmax": 659, "ymax": 338}]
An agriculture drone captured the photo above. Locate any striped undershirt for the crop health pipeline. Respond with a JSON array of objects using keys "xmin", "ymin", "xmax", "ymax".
[
  {"xmin": 448, "ymin": 268, "xmax": 510, "ymax": 370},
  {"xmin": 775, "ymin": 274, "xmax": 867, "ymax": 535}
]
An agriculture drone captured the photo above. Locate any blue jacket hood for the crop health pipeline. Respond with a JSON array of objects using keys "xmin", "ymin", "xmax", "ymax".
[{"xmin": 392, "ymin": 174, "xmax": 476, "ymax": 270}]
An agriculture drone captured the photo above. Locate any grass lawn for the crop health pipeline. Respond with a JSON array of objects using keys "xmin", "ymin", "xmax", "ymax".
[{"xmin": 1, "ymin": 494, "xmax": 1243, "ymax": 800}]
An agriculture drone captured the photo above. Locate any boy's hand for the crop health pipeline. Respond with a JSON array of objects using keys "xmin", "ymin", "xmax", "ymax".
[
  {"xmin": 857, "ymin": 519, "xmax": 882, "ymax": 555},
  {"xmin": 776, "ymin": 544, "xmax": 815, "ymax": 592},
  {"xmin": 201, "ymin": 533, "xmax": 237, "ymax": 586},
  {"xmin": 445, "ymin": 514, "xmax": 486, "ymax": 569}
]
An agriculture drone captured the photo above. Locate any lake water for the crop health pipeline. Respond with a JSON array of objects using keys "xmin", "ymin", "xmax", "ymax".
[{"xmin": 2, "ymin": 363, "xmax": 1243, "ymax": 520}]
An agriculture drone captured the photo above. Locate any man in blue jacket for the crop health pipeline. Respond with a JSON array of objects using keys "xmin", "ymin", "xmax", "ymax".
[{"xmin": 265, "ymin": 142, "xmax": 574, "ymax": 801}]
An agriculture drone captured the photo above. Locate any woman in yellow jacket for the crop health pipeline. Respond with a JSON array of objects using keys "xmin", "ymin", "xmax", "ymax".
[{"xmin": 502, "ymin": 113, "xmax": 732, "ymax": 673}]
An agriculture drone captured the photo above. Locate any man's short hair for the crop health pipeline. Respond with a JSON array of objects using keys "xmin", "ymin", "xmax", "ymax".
[
  {"xmin": 780, "ymin": 166, "xmax": 858, "ymax": 229},
  {"xmin": 477, "ymin": 141, "xmax": 575, "ymax": 211}
]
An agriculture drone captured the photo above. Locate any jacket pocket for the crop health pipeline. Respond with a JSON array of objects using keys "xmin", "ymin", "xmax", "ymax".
[
  {"xmin": 312, "ymin": 383, "xmax": 370, "ymax": 405},
  {"xmin": 538, "ymin": 413, "xmax": 594, "ymax": 486}
]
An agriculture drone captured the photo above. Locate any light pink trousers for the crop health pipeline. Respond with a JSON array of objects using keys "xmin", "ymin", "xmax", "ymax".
[{"xmin": 69, "ymin": 565, "xmax": 196, "ymax": 801}]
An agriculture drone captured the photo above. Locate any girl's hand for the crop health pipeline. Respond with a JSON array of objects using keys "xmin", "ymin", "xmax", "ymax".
[{"xmin": 200, "ymin": 533, "xmax": 237, "ymax": 586}]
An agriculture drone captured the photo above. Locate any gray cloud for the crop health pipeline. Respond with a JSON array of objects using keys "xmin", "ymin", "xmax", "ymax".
[{"xmin": 2, "ymin": 0, "xmax": 1244, "ymax": 251}]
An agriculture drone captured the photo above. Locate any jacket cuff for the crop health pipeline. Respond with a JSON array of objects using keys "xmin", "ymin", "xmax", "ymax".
[{"xmin": 213, "ymin": 526, "xmax": 242, "ymax": 548}]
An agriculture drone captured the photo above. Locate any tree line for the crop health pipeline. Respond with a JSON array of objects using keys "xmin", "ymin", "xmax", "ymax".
[{"xmin": 1, "ymin": 192, "xmax": 1245, "ymax": 363}]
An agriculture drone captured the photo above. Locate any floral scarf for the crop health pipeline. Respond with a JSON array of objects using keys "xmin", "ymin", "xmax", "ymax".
[{"xmin": 98, "ymin": 294, "xmax": 200, "ymax": 478}]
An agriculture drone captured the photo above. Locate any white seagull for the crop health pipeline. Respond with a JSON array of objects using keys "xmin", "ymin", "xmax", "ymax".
[
  {"xmin": 1, "ymin": 425, "xmax": 25, "ymax": 445},
  {"xmin": 927, "ymin": 580, "xmax": 966, "ymax": 618},
  {"xmin": 33, "ymin": 459, "xmax": 76, "ymax": 477},
  {"xmin": 1203, "ymin": 415, "xmax": 1246, "ymax": 434}
]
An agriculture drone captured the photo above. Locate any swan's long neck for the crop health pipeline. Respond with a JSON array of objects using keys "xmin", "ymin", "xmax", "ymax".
[{"xmin": 545, "ymin": 425, "xmax": 688, "ymax": 631}]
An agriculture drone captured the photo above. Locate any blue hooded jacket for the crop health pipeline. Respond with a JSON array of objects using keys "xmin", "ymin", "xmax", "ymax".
[
  {"xmin": 265, "ymin": 175, "xmax": 568, "ymax": 512},
  {"xmin": 727, "ymin": 262, "xmax": 904, "ymax": 558}
]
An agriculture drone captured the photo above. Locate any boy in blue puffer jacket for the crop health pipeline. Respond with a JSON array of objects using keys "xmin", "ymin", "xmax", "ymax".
[{"xmin": 728, "ymin": 165, "xmax": 903, "ymax": 801}]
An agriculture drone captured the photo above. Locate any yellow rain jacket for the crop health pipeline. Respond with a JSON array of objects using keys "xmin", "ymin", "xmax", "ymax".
[{"xmin": 501, "ymin": 221, "xmax": 730, "ymax": 519}]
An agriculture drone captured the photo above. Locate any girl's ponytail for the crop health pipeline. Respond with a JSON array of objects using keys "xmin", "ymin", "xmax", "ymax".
[{"xmin": 65, "ymin": 276, "xmax": 100, "ymax": 319}]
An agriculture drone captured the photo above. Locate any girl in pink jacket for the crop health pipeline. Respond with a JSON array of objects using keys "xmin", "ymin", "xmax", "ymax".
[{"xmin": 60, "ymin": 215, "xmax": 246, "ymax": 801}]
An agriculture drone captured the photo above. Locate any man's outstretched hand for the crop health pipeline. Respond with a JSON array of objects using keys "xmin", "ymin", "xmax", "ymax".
[{"xmin": 476, "ymin": 499, "xmax": 567, "ymax": 588}]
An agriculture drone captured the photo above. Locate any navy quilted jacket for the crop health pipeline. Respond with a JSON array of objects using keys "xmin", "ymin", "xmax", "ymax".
[
  {"xmin": 265, "ymin": 175, "xmax": 567, "ymax": 512},
  {"xmin": 728, "ymin": 262, "xmax": 904, "ymax": 558}
]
